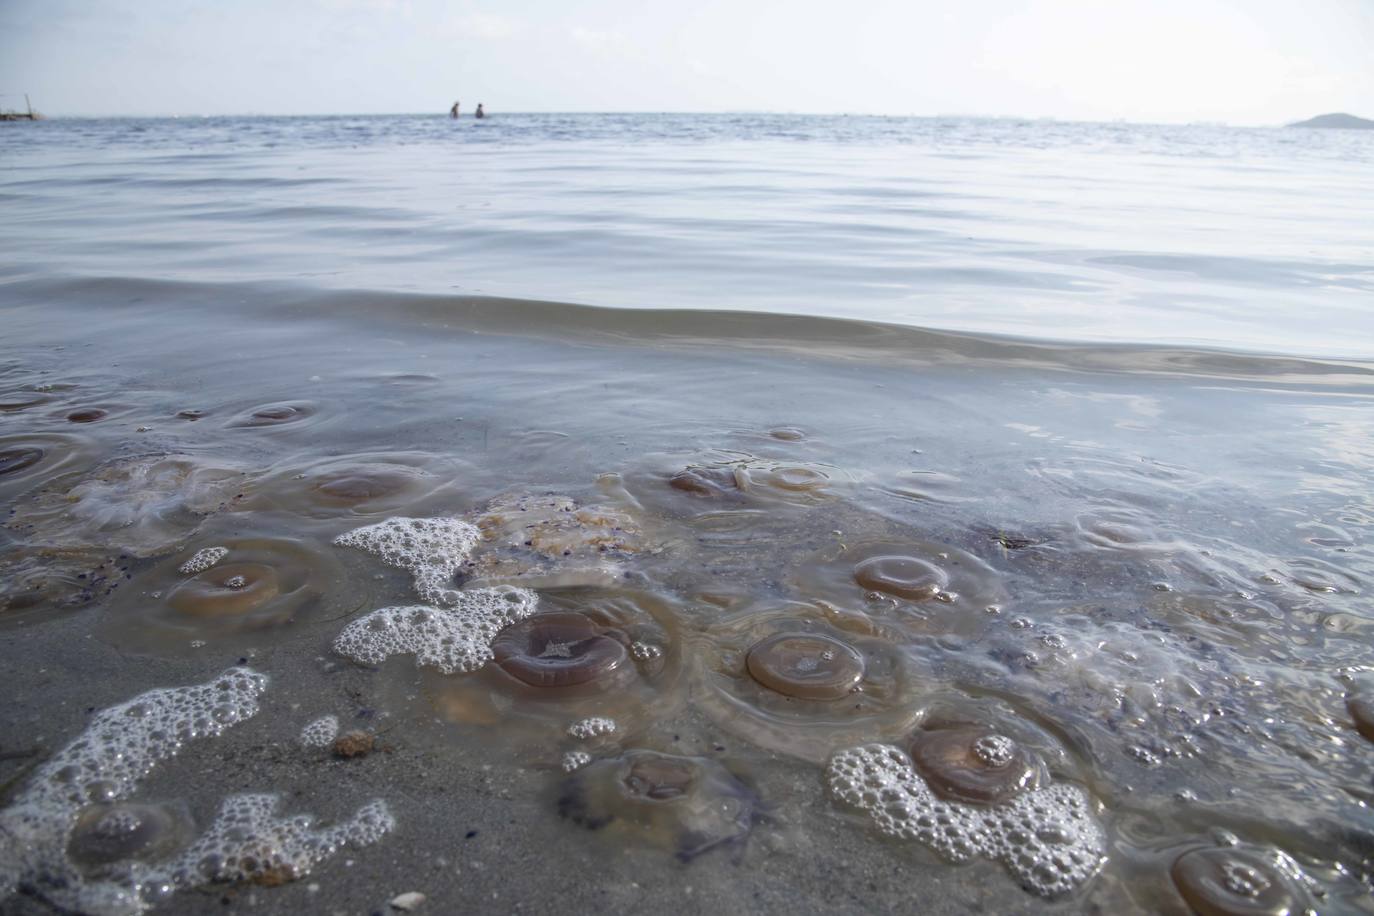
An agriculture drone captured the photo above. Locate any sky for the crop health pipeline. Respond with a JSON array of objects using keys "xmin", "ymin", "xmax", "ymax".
[{"xmin": 1, "ymin": 0, "xmax": 1371, "ymax": 123}]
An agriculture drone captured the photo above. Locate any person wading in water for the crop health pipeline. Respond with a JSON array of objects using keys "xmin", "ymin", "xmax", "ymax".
[
  {"xmin": 475, "ymin": 104, "xmax": 485, "ymax": 119},
  {"xmin": 449, "ymin": 101, "xmax": 460, "ymax": 118}
]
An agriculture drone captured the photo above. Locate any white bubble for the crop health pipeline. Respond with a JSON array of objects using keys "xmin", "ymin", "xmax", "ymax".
[
  {"xmin": 333, "ymin": 587, "xmax": 539, "ymax": 675},
  {"xmin": 299, "ymin": 715, "xmax": 340, "ymax": 748},
  {"xmin": 827, "ymin": 744, "xmax": 1106, "ymax": 898},
  {"xmin": 0, "ymin": 670, "xmax": 394, "ymax": 915},
  {"xmin": 178, "ymin": 546, "xmax": 229, "ymax": 575},
  {"xmin": 333, "ymin": 516, "xmax": 481, "ymax": 606},
  {"xmin": 562, "ymin": 750, "xmax": 593, "ymax": 772},
  {"xmin": 567, "ymin": 717, "xmax": 617, "ymax": 740}
]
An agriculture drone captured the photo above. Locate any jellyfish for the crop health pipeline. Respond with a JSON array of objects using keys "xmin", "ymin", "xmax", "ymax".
[
  {"xmin": 66, "ymin": 802, "xmax": 194, "ymax": 868},
  {"xmin": 557, "ymin": 750, "xmax": 758, "ymax": 861},
  {"xmin": 745, "ymin": 632, "xmax": 865, "ymax": 700},
  {"xmin": 908, "ymin": 725, "xmax": 1043, "ymax": 805},
  {"xmin": 1171, "ymin": 845, "xmax": 1312, "ymax": 916},
  {"xmin": 853, "ymin": 555, "xmax": 949, "ymax": 601}
]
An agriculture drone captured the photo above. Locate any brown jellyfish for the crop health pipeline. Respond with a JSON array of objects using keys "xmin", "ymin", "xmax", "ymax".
[
  {"xmin": 66, "ymin": 408, "xmax": 108, "ymax": 424},
  {"xmin": 767, "ymin": 427, "xmax": 805, "ymax": 441},
  {"xmin": 167, "ymin": 563, "xmax": 282, "ymax": 619},
  {"xmin": 0, "ymin": 446, "xmax": 45, "ymax": 477},
  {"xmin": 557, "ymin": 750, "xmax": 757, "ymax": 861},
  {"xmin": 854, "ymin": 555, "xmax": 949, "ymax": 601},
  {"xmin": 1349, "ymin": 695, "xmax": 1374, "ymax": 742},
  {"xmin": 101, "ymin": 536, "xmax": 352, "ymax": 652},
  {"xmin": 226, "ymin": 402, "xmax": 316, "ymax": 428},
  {"xmin": 909, "ymin": 725, "xmax": 1042, "ymax": 805},
  {"xmin": 745, "ymin": 632, "xmax": 865, "ymax": 700},
  {"xmin": 695, "ymin": 604, "xmax": 923, "ymax": 763},
  {"xmin": 1170, "ymin": 845, "xmax": 1311, "ymax": 916},
  {"xmin": 491, "ymin": 612, "xmax": 633, "ymax": 693},
  {"xmin": 66, "ymin": 801, "xmax": 194, "ymax": 867},
  {"xmin": 761, "ymin": 466, "xmax": 828, "ymax": 492},
  {"xmin": 669, "ymin": 466, "xmax": 741, "ymax": 497}
]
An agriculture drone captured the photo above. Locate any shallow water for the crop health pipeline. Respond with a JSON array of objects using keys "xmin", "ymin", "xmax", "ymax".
[{"xmin": 2, "ymin": 115, "xmax": 1373, "ymax": 914}]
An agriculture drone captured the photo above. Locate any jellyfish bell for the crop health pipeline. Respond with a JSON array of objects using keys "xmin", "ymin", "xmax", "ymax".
[
  {"xmin": 0, "ymin": 433, "xmax": 100, "ymax": 500},
  {"xmin": 226, "ymin": 401, "xmax": 317, "ymax": 429},
  {"xmin": 66, "ymin": 408, "xmax": 108, "ymax": 424},
  {"xmin": 908, "ymin": 725, "xmax": 1043, "ymax": 806},
  {"xmin": 0, "ymin": 446, "xmax": 44, "ymax": 477},
  {"xmin": 854, "ymin": 555, "xmax": 949, "ymax": 602},
  {"xmin": 696, "ymin": 604, "xmax": 923, "ymax": 763},
  {"xmin": 491, "ymin": 612, "xmax": 633, "ymax": 693},
  {"xmin": 66, "ymin": 801, "xmax": 194, "ymax": 868},
  {"xmin": 1170, "ymin": 845, "xmax": 1312, "ymax": 916},
  {"xmin": 557, "ymin": 750, "xmax": 757, "ymax": 861},
  {"xmin": 1348, "ymin": 695, "xmax": 1374, "ymax": 742},
  {"xmin": 745, "ymin": 632, "xmax": 865, "ymax": 700},
  {"xmin": 240, "ymin": 452, "xmax": 456, "ymax": 521},
  {"xmin": 669, "ymin": 466, "xmax": 741, "ymax": 498},
  {"xmin": 422, "ymin": 589, "xmax": 682, "ymax": 742},
  {"xmin": 102, "ymin": 535, "xmax": 353, "ymax": 652},
  {"xmin": 167, "ymin": 563, "xmax": 282, "ymax": 619}
]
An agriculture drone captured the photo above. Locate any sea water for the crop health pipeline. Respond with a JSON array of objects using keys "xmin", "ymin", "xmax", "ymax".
[{"xmin": 1, "ymin": 114, "xmax": 1372, "ymax": 914}]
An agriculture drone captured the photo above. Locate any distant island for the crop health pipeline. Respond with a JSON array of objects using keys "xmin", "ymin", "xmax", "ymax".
[{"xmin": 1287, "ymin": 112, "xmax": 1374, "ymax": 130}]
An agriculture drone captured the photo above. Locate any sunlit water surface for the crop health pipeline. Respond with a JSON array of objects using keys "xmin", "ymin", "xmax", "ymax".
[{"xmin": 1, "ymin": 114, "xmax": 1373, "ymax": 915}]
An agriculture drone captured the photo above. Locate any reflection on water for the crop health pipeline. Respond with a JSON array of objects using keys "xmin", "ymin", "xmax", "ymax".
[{"xmin": 0, "ymin": 285, "xmax": 1372, "ymax": 913}]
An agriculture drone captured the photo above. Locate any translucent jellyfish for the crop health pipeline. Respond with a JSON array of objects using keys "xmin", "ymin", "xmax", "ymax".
[
  {"xmin": 1170, "ymin": 844, "xmax": 1314, "ymax": 916},
  {"xmin": 225, "ymin": 402, "xmax": 317, "ymax": 428},
  {"xmin": 908, "ymin": 725, "xmax": 1043, "ymax": 805},
  {"xmin": 492, "ymin": 612, "xmax": 634, "ymax": 692},
  {"xmin": 557, "ymin": 750, "xmax": 758, "ymax": 861},
  {"xmin": 66, "ymin": 802, "xmax": 194, "ymax": 867},
  {"xmin": 745, "ymin": 633, "xmax": 865, "ymax": 700},
  {"xmin": 104, "ymin": 536, "xmax": 353, "ymax": 651},
  {"xmin": 853, "ymin": 555, "xmax": 949, "ymax": 601},
  {"xmin": 6, "ymin": 455, "xmax": 246, "ymax": 558}
]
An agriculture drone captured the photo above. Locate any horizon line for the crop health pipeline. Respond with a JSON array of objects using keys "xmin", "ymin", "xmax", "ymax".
[{"xmin": 6, "ymin": 109, "xmax": 1341, "ymax": 129}]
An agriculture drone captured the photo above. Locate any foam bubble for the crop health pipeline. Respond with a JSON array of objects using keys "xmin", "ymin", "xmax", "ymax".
[
  {"xmin": 827, "ymin": 744, "xmax": 1105, "ymax": 898},
  {"xmin": 0, "ymin": 670, "xmax": 395, "ymax": 915},
  {"xmin": 299, "ymin": 715, "xmax": 340, "ymax": 748},
  {"xmin": 165, "ymin": 793, "xmax": 394, "ymax": 887},
  {"xmin": 333, "ymin": 517, "xmax": 480, "ymax": 606},
  {"xmin": 568, "ymin": 717, "xmax": 617, "ymax": 740},
  {"xmin": 178, "ymin": 546, "xmax": 228, "ymax": 575},
  {"xmin": 562, "ymin": 750, "xmax": 593, "ymax": 772},
  {"xmin": 333, "ymin": 586, "xmax": 539, "ymax": 675}
]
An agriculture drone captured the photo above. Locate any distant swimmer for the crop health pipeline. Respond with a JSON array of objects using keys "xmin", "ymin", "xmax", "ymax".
[
  {"xmin": 450, "ymin": 101, "xmax": 460, "ymax": 119},
  {"xmin": 475, "ymin": 104, "xmax": 485, "ymax": 119}
]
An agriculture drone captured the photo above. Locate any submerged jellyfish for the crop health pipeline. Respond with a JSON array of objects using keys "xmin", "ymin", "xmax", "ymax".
[
  {"xmin": 745, "ymin": 632, "xmax": 864, "ymax": 700},
  {"xmin": 491, "ymin": 612, "xmax": 633, "ymax": 692},
  {"xmin": 226, "ymin": 402, "xmax": 315, "ymax": 428},
  {"xmin": 168, "ymin": 563, "xmax": 282, "ymax": 619},
  {"xmin": 66, "ymin": 802, "xmax": 194, "ymax": 867},
  {"xmin": 1347, "ymin": 695, "xmax": 1374, "ymax": 742},
  {"xmin": 0, "ymin": 446, "xmax": 45, "ymax": 477},
  {"xmin": 66, "ymin": 408, "xmax": 108, "ymax": 424},
  {"xmin": 104, "ymin": 536, "xmax": 350, "ymax": 651},
  {"xmin": 1171, "ymin": 845, "xmax": 1312, "ymax": 916},
  {"xmin": 557, "ymin": 750, "xmax": 758, "ymax": 861},
  {"xmin": 669, "ymin": 466, "xmax": 741, "ymax": 497},
  {"xmin": 909, "ymin": 725, "xmax": 1042, "ymax": 805},
  {"xmin": 854, "ymin": 555, "xmax": 948, "ymax": 601}
]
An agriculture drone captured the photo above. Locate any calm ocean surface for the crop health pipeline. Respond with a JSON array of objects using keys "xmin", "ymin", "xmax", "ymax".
[
  {"xmin": 3, "ymin": 114, "xmax": 1374, "ymax": 914},
  {"xmin": 2, "ymin": 112, "xmax": 1372, "ymax": 356}
]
